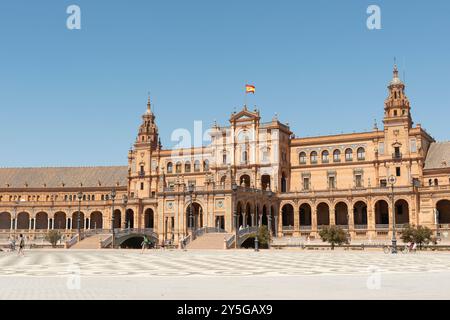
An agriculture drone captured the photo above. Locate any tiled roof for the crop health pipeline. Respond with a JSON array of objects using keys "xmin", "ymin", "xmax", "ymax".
[
  {"xmin": 0, "ymin": 166, "xmax": 128, "ymax": 189},
  {"xmin": 424, "ymin": 142, "xmax": 450, "ymax": 170}
]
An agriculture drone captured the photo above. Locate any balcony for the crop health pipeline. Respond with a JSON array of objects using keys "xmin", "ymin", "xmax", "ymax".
[
  {"xmin": 392, "ymin": 152, "xmax": 402, "ymax": 160},
  {"xmin": 354, "ymin": 224, "xmax": 368, "ymax": 230}
]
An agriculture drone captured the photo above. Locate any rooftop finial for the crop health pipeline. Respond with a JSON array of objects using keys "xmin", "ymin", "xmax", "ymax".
[{"xmin": 146, "ymin": 93, "xmax": 151, "ymax": 114}]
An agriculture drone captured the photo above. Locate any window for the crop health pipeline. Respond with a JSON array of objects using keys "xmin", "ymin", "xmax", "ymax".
[
  {"xmin": 396, "ymin": 167, "xmax": 401, "ymax": 177},
  {"xmin": 394, "ymin": 147, "xmax": 401, "ymax": 157},
  {"xmin": 242, "ymin": 150, "xmax": 248, "ymax": 164},
  {"xmin": 303, "ymin": 178, "xmax": 310, "ymax": 191},
  {"xmin": 167, "ymin": 162, "xmax": 173, "ymax": 174},
  {"xmin": 357, "ymin": 147, "xmax": 365, "ymax": 161},
  {"xmin": 394, "ymin": 110, "xmax": 398, "ymax": 116},
  {"xmin": 140, "ymin": 182, "xmax": 144, "ymax": 190},
  {"xmin": 322, "ymin": 150, "xmax": 329, "ymax": 163},
  {"xmin": 176, "ymin": 162, "xmax": 182, "ymax": 173},
  {"xmin": 203, "ymin": 160, "xmax": 209, "ymax": 171},
  {"xmin": 355, "ymin": 174, "xmax": 362, "ymax": 188},
  {"xmin": 310, "ymin": 151, "xmax": 318, "ymax": 164},
  {"xmin": 185, "ymin": 161, "xmax": 191, "ymax": 173},
  {"xmin": 194, "ymin": 160, "xmax": 200, "ymax": 172},
  {"xmin": 380, "ymin": 179, "xmax": 387, "ymax": 188},
  {"xmin": 299, "ymin": 152, "xmax": 307, "ymax": 164},
  {"xmin": 345, "ymin": 148, "xmax": 353, "ymax": 161},
  {"xmin": 262, "ymin": 149, "xmax": 270, "ymax": 163},
  {"xmin": 328, "ymin": 176, "xmax": 336, "ymax": 189},
  {"xmin": 434, "ymin": 178, "xmax": 439, "ymax": 186},
  {"xmin": 140, "ymin": 165, "xmax": 145, "ymax": 176},
  {"xmin": 333, "ymin": 150, "xmax": 341, "ymax": 162},
  {"xmin": 222, "ymin": 154, "xmax": 227, "ymax": 165},
  {"xmin": 378, "ymin": 142, "xmax": 385, "ymax": 155},
  {"xmin": 410, "ymin": 139, "xmax": 417, "ymax": 153}
]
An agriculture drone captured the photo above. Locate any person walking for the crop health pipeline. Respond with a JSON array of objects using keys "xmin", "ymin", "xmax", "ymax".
[
  {"xmin": 141, "ymin": 235, "xmax": 150, "ymax": 254},
  {"xmin": 18, "ymin": 234, "xmax": 25, "ymax": 256}
]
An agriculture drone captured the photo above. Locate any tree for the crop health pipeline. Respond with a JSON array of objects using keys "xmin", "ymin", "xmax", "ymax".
[
  {"xmin": 256, "ymin": 225, "xmax": 270, "ymax": 248},
  {"xmin": 45, "ymin": 230, "xmax": 62, "ymax": 248},
  {"xmin": 400, "ymin": 224, "xmax": 433, "ymax": 249},
  {"xmin": 319, "ymin": 226, "xmax": 348, "ymax": 250}
]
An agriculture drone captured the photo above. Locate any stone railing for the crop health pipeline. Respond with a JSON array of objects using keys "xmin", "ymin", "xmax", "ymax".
[
  {"xmin": 354, "ymin": 224, "xmax": 368, "ymax": 230},
  {"xmin": 99, "ymin": 235, "xmax": 113, "ymax": 248},
  {"xmin": 65, "ymin": 234, "xmax": 79, "ymax": 248}
]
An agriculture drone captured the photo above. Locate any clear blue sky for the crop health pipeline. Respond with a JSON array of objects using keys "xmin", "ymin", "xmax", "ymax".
[{"xmin": 1, "ymin": 0, "xmax": 449, "ymax": 167}]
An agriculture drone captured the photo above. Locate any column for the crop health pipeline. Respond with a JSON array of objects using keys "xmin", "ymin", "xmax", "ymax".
[
  {"xmin": 273, "ymin": 215, "xmax": 278, "ymax": 237},
  {"xmin": 348, "ymin": 203, "xmax": 355, "ymax": 240},
  {"xmin": 293, "ymin": 205, "xmax": 300, "ymax": 236},
  {"xmin": 66, "ymin": 218, "xmax": 69, "ymax": 230},
  {"xmin": 367, "ymin": 200, "xmax": 375, "ymax": 239},
  {"xmin": 251, "ymin": 213, "xmax": 255, "ymax": 227},
  {"xmin": 28, "ymin": 219, "xmax": 32, "ymax": 230},
  {"xmin": 51, "ymin": 218, "xmax": 54, "ymax": 230},
  {"xmin": 47, "ymin": 218, "xmax": 51, "ymax": 230},
  {"xmin": 329, "ymin": 207, "xmax": 336, "ymax": 225},
  {"xmin": 277, "ymin": 207, "xmax": 283, "ymax": 237},
  {"xmin": 311, "ymin": 206, "xmax": 318, "ymax": 237}
]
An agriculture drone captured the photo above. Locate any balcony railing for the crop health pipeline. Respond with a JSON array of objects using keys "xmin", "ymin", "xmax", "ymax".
[
  {"xmin": 299, "ymin": 225, "xmax": 312, "ymax": 230},
  {"xmin": 354, "ymin": 224, "xmax": 368, "ymax": 230},
  {"xmin": 392, "ymin": 152, "xmax": 402, "ymax": 160},
  {"xmin": 282, "ymin": 225, "xmax": 294, "ymax": 231},
  {"xmin": 376, "ymin": 224, "xmax": 389, "ymax": 229}
]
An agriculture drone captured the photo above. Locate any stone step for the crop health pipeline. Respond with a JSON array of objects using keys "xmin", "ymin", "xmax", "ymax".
[
  {"xmin": 187, "ymin": 233, "xmax": 232, "ymax": 250},
  {"xmin": 70, "ymin": 234, "xmax": 110, "ymax": 249}
]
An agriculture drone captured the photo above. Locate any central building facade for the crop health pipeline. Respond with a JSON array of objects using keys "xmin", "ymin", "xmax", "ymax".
[{"xmin": 1, "ymin": 65, "xmax": 450, "ymax": 245}]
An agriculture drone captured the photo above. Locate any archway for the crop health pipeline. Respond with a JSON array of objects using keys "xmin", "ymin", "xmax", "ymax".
[
  {"xmin": 375, "ymin": 200, "xmax": 389, "ymax": 225},
  {"xmin": 317, "ymin": 203, "xmax": 330, "ymax": 226},
  {"xmin": 334, "ymin": 202, "xmax": 348, "ymax": 226},
  {"xmin": 125, "ymin": 209, "xmax": 134, "ymax": 229},
  {"xmin": 261, "ymin": 175, "xmax": 271, "ymax": 191},
  {"xmin": 353, "ymin": 201, "xmax": 368, "ymax": 225},
  {"xmin": 113, "ymin": 209, "xmax": 121, "ymax": 229},
  {"xmin": 145, "ymin": 208, "xmax": 155, "ymax": 229},
  {"xmin": 90, "ymin": 211, "xmax": 103, "ymax": 229},
  {"xmin": 71, "ymin": 211, "xmax": 85, "ymax": 230},
  {"xmin": 395, "ymin": 199, "xmax": 409, "ymax": 224},
  {"xmin": 271, "ymin": 205, "xmax": 276, "ymax": 234},
  {"xmin": 237, "ymin": 202, "xmax": 244, "ymax": 228},
  {"xmin": 54, "ymin": 212, "xmax": 66, "ymax": 229},
  {"xmin": 0, "ymin": 212, "xmax": 11, "ymax": 229},
  {"xmin": 436, "ymin": 200, "xmax": 450, "ymax": 224},
  {"xmin": 246, "ymin": 203, "xmax": 252, "ymax": 227},
  {"xmin": 186, "ymin": 202, "xmax": 203, "ymax": 231},
  {"xmin": 36, "ymin": 212, "xmax": 49, "ymax": 230},
  {"xmin": 240, "ymin": 175, "xmax": 251, "ymax": 187},
  {"xmin": 299, "ymin": 203, "xmax": 312, "ymax": 227},
  {"xmin": 261, "ymin": 205, "xmax": 268, "ymax": 226},
  {"xmin": 281, "ymin": 204, "xmax": 294, "ymax": 229},
  {"xmin": 17, "ymin": 212, "xmax": 30, "ymax": 229}
]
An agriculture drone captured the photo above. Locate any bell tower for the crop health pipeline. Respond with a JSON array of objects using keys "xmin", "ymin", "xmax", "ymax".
[
  {"xmin": 136, "ymin": 96, "xmax": 160, "ymax": 150},
  {"xmin": 383, "ymin": 64, "xmax": 412, "ymax": 128}
]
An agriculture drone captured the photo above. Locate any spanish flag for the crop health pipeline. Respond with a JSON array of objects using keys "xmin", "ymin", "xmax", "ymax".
[{"xmin": 245, "ymin": 84, "xmax": 255, "ymax": 94}]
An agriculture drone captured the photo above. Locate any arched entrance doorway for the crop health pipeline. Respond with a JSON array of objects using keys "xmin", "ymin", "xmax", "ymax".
[
  {"xmin": 436, "ymin": 200, "xmax": 450, "ymax": 224},
  {"xmin": 317, "ymin": 203, "xmax": 330, "ymax": 226},
  {"xmin": 144, "ymin": 208, "xmax": 154, "ymax": 229},
  {"xmin": 36, "ymin": 212, "xmax": 49, "ymax": 230},
  {"xmin": 0, "ymin": 212, "xmax": 11, "ymax": 229},
  {"xmin": 375, "ymin": 200, "xmax": 389, "ymax": 225},
  {"xmin": 17, "ymin": 212, "xmax": 30, "ymax": 229},
  {"xmin": 334, "ymin": 202, "xmax": 348, "ymax": 226},
  {"xmin": 281, "ymin": 204, "xmax": 294, "ymax": 229},
  {"xmin": 90, "ymin": 211, "xmax": 103, "ymax": 229},
  {"xmin": 186, "ymin": 202, "xmax": 203, "ymax": 231},
  {"xmin": 125, "ymin": 209, "xmax": 134, "ymax": 229},
  {"xmin": 54, "ymin": 212, "xmax": 66, "ymax": 230},
  {"xmin": 299, "ymin": 203, "xmax": 312, "ymax": 227},
  {"xmin": 353, "ymin": 201, "xmax": 368, "ymax": 226},
  {"xmin": 395, "ymin": 199, "xmax": 409, "ymax": 224},
  {"xmin": 71, "ymin": 212, "xmax": 84, "ymax": 230}
]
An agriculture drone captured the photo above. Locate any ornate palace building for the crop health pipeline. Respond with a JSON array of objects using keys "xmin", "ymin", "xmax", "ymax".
[{"xmin": 1, "ymin": 65, "xmax": 450, "ymax": 246}]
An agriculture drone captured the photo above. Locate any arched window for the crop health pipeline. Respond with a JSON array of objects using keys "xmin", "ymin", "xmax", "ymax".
[
  {"xmin": 310, "ymin": 151, "xmax": 318, "ymax": 164},
  {"xmin": 434, "ymin": 178, "xmax": 439, "ymax": 186},
  {"xmin": 345, "ymin": 148, "xmax": 353, "ymax": 161},
  {"xmin": 176, "ymin": 162, "xmax": 182, "ymax": 173},
  {"xmin": 242, "ymin": 150, "xmax": 248, "ymax": 164},
  {"xmin": 333, "ymin": 149, "xmax": 341, "ymax": 162},
  {"xmin": 203, "ymin": 159, "xmax": 209, "ymax": 171},
  {"xmin": 357, "ymin": 147, "xmax": 365, "ymax": 160},
  {"xmin": 185, "ymin": 161, "xmax": 191, "ymax": 173},
  {"xmin": 299, "ymin": 152, "xmax": 306, "ymax": 164},
  {"xmin": 167, "ymin": 162, "xmax": 173, "ymax": 174},
  {"xmin": 222, "ymin": 153, "xmax": 227, "ymax": 165},
  {"xmin": 322, "ymin": 150, "xmax": 329, "ymax": 163},
  {"xmin": 194, "ymin": 160, "xmax": 201, "ymax": 172}
]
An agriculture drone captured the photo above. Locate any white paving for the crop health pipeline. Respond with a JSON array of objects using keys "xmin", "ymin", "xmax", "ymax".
[{"xmin": 1, "ymin": 248, "xmax": 450, "ymax": 299}]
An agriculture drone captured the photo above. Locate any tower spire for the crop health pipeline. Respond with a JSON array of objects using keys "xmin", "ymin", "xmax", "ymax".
[{"xmin": 147, "ymin": 92, "xmax": 151, "ymax": 114}]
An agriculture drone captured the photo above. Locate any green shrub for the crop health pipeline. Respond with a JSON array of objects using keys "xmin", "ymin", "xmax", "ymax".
[{"xmin": 45, "ymin": 230, "xmax": 62, "ymax": 248}]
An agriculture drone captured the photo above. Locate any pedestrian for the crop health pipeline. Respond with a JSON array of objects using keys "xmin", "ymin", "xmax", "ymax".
[
  {"xmin": 18, "ymin": 234, "xmax": 25, "ymax": 256},
  {"xmin": 141, "ymin": 235, "xmax": 149, "ymax": 254}
]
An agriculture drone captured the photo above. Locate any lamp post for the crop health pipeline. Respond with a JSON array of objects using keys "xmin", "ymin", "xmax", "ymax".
[
  {"xmin": 188, "ymin": 183, "xmax": 194, "ymax": 237},
  {"xmin": 77, "ymin": 191, "xmax": 83, "ymax": 242},
  {"xmin": 232, "ymin": 182, "xmax": 238, "ymax": 249},
  {"xmin": 388, "ymin": 175, "xmax": 397, "ymax": 254},
  {"xmin": 110, "ymin": 188, "xmax": 116, "ymax": 248},
  {"xmin": 435, "ymin": 208, "xmax": 440, "ymax": 241}
]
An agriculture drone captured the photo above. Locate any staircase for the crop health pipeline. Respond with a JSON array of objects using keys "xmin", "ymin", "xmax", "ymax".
[
  {"xmin": 187, "ymin": 233, "xmax": 232, "ymax": 250},
  {"xmin": 70, "ymin": 234, "xmax": 108, "ymax": 249}
]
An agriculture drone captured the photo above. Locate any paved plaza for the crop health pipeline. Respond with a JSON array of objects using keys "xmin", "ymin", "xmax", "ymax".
[{"xmin": 1, "ymin": 249, "xmax": 450, "ymax": 299}]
